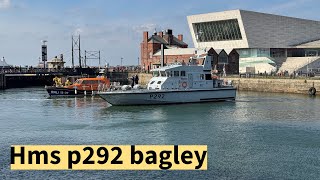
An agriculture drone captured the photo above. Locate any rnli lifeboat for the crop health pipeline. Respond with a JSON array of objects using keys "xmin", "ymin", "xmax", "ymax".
[{"xmin": 46, "ymin": 76, "xmax": 110, "ymax": 97}]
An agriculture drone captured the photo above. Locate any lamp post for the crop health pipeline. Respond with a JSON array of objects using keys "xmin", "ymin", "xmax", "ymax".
[
  {"xmin": 121, "ymin": 57, "xmax": 123, "ymax": 66},
  {"xmin": 307, "ymin": 56, "xmax": 309, "ymax": 77}
]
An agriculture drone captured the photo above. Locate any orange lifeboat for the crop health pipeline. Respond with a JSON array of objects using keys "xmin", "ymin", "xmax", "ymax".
[
  {"xmin": 65, "ymin": 77, "xmax": 110, "ymax": 91},
  {"xmin": 46, "ymin": 76, "xmax": 110, "ymax": 97}
]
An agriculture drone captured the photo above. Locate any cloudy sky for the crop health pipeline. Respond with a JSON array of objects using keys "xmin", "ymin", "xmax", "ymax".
[{"xmin": 0, "ymin": 0, "xmax": 319, "ymax": 67}]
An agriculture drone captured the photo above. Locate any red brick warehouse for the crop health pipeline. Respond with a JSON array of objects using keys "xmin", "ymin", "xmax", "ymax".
[
  {"xmin": 140, "ymin": 29, "xmax": 189, "ymax": 72},
  {"xmin": 140, "ymin": 29, "xmax": 239, "ymax": 74}
]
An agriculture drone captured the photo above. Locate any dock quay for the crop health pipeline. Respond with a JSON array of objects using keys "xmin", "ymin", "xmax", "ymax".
[{"xmin": 225, "ymin": 76, "xmax": 320, "ymax": 95}]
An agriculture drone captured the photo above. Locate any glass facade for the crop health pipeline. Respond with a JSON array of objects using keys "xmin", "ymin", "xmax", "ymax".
[
  {"xmin": 238, "ymin": 48, "xmax": 320, "ymax": 58},
  {"xmin": 238, "ymin": 49, "xmax": 271, "ymax": 58},
  {"xmin": 238, "ymin": 49, "xmax": 259, "ymax": 58},
  {"xmin": 194, "ymin": 19, "xmax": 242, "ymax": 42}
]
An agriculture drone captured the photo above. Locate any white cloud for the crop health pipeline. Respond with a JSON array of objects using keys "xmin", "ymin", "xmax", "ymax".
[
  {"xmin": 132, "ymin": 23, "xmax": 159, "ymax": 34},
  {"xmin": 0, "ymin": 0, "xmax": 10, "ymax": 9}
]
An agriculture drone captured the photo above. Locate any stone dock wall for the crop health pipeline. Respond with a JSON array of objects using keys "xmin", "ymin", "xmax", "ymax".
[
  {"xmin": 225, "ymin": 77, "xmax": 320, "ymax": 94},
  {"xmin": 128, "ymin": 72, "xmax": 152, "ymax": 85}
]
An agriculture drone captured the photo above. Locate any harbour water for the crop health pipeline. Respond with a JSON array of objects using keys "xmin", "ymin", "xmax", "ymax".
[{"xmin": 0, "ymin": 88, "xmax": 320, "ymax": 179}]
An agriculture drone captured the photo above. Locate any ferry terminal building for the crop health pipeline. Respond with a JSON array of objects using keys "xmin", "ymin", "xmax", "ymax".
[{"xmin": 141, "ymin": 9, "xmax": 320, "ymax": 75}]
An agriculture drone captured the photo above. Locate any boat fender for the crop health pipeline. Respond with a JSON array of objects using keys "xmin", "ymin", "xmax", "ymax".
[
  {"xmin": 212, "ymin": 75, "xmax": 219, "ymax": 80},
  {"xmin": 308, "ymin": 87, "xmax": 316, "ymax": 95},
  {"xmin": 121, "ymin": 85, "xmax": 132, "ymax": 91},
  {"xmin": 182, "ymin": 82, "xmax": 187, "ymax": 88}
]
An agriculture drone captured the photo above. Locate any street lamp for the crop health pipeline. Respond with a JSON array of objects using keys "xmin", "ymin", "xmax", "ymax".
[
  {"xmin": 307, "ymin": 58, "xmax": 309, "ymax": 76},
  {"xmin": 121, "ymin": 57, "xmax": 123, "ymax": 66}
]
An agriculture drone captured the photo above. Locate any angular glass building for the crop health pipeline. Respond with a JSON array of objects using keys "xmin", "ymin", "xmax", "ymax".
[{"xmin": 187, "ymin": 10, "xmax": 320, "ymax": 74}]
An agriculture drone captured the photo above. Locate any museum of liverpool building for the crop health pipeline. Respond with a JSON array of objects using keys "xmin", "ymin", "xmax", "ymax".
[
  {"xmin": 140, "ymin": 10, "xmax": 320, "ymax": 75},
  {"xmin": 186, "ymin": 9, "xmax": 320, "ymax": 74}
]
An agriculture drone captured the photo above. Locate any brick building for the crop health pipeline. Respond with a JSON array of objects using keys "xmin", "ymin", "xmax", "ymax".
[
  {"xmin": 140, "ymin": 29, "xmax": 188, "ymax": 72},
  {"xmin": 140, "ymin": 29, "xmax": 239, "ymax": 74}
]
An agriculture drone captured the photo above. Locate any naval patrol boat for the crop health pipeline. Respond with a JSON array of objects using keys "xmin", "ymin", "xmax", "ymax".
[{"xmin": 98, "ymin": 55, "xmax": 236, "ymax": 105}]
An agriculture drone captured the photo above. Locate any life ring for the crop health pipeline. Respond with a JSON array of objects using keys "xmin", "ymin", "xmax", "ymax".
[
  {"xmin": 182, "ymin": 82, "xmax": 187, "ymax": 88},
  {"xmin": 308, "ymin": 87, "xmax": 316, "ymax": 95}
]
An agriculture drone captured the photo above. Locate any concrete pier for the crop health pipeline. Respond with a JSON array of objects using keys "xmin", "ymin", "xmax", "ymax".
[{"xmin": 225, "ymin": 77, "xmax": 320, "ymax": 95}]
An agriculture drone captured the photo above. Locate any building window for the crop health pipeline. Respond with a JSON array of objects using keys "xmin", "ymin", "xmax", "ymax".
[
  {"xmin": 270, "ymin": 49, "xmax": 285, "ymax": 58},
  {"xmin": 194, "ymin": 19, "xmax": 242, "ymax": 42},
  {"xmin": 257, "ymin": 49, "xmax": 270, "ymax": 57}
]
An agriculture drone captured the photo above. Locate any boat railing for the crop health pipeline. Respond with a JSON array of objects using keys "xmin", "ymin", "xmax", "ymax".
[{"xmin": 98, "ymin": 81, "xmax": 121, "ymax": 92}]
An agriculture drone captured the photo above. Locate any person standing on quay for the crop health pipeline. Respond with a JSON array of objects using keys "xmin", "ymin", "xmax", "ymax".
[
  {"xmin": 134, "ymin": 74, "xmax": 139, "ymax": 85},
  {"xmin": 130, "ymin": 75, "xmax": 135, "ymax": 88}
]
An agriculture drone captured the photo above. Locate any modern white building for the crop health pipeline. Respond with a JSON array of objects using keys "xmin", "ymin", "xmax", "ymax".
[{"xmin": 187, "ymin": 9, "xmax": 320, "ymax": 74}]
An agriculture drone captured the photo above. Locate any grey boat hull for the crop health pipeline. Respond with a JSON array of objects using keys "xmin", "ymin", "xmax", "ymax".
[{"xmin": 98, "ymin": 88, "xmax": 236, "ymax": 106}]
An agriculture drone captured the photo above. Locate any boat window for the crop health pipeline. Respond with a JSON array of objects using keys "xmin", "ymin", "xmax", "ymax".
[
  {"xmin": 153, "ymin": 71, "xmax": 159, "ymax": 77},
  {"xmin": 200, "ymin": 74, "xmax": 205, "ymax": 80},
  {"xmin": 174, "ymin": 71, "xmax": 179, "ymax": 77},
  {"xmin": 205, "ymin": 74, "xmax": 211, "ymax": 80},
  {"xmin": 82, "ymin": 80, "xmax": 90, "ymax": 85},
  {"xmin": 180, "ymin": 71, "xmax": 186, "ymax": 76},
  {"xmin": 150, "ymin": 81, "xmax": 155, "ymax": 84},
  {"xmin": 166, "ymin": 71, "xmax": 171, "ymax": 77},
  {"xmin": 157, "ymin": 81, "xmax": 162, "ymax": 84},
  {"xmin": 91, "ymin": 80, "xmax": 99, "ymax": 84},
  {"xmin": 160, "ymin": 71, "xmax": 166, "ymax": 77},
  {"xmin": 74, "ymin": 79, "xmax": 83, "ymax": 84}
]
